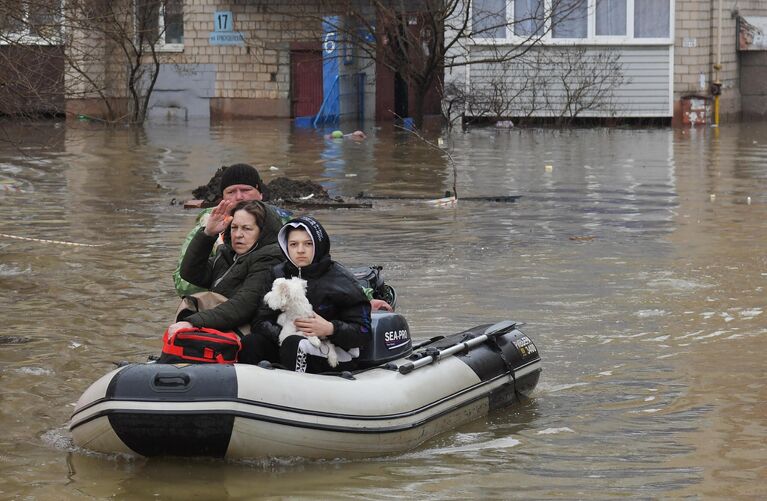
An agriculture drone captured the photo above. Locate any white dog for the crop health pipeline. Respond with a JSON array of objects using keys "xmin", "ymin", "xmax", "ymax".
[{"xmin": 263, "ymin": 277, "xmax": 339, "ymax": 368}]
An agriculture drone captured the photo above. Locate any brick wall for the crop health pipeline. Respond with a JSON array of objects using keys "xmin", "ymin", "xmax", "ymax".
[
  {"xmin": 736, "ymin": 1, "xmax": 767, "ymax": 120},
  {"xmin": 167, "ymin": 0, "xmax": 331, "ymax": 118},
  {"xmin": 0, "ymin": 45, "xmax": 64, "ymax": 116},
  {"xmin": 674, "ymin": 0, "xmax": 767, "ymax": 123},
  {"xmin": 64, "ymin": 0, "xmax": 154, "ymax": 119},
  {"xmin": 65, "ymin": 0, "xmax": 357, "ymax": 120}
]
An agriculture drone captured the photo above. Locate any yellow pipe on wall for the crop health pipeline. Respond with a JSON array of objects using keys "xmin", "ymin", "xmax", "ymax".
[{"xmin": 714, "ymin": 95, "xmax": 720, "ymax": 127}]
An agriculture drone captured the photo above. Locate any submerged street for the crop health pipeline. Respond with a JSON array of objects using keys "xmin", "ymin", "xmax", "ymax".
[{"xmin": 0, "ymin": 120, "xmax": 765, "ymax": 498}]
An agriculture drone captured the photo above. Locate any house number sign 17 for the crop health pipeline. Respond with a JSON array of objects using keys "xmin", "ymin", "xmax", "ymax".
[
  {"xmin": 215, "ymin": 11, "xmax": 233, "ymax": 32},
  {"xmin": 209, "ymin": 11, "xmax": 244, "ymax": 46}
]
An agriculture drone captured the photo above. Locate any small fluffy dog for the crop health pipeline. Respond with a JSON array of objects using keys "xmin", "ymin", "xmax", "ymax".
[{"xmin": 263, "ymin": 277, "xmax": 339, "ymax": 367}]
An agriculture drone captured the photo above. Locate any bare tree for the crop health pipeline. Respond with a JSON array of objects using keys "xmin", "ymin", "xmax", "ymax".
[
  {"xmin": 440, "ymin": 80, "xmax": 468, "ymax": 128},
  {"xmin": 270, "ymin": 0, "xmax": 587, "ymax": 128},
  {"xmin": 549, "ymin": 48, "xmax": 625, "ymax": 125},
  {"xmin": 0, "ymin": 0, "xmax": 63, "ymax": 117},
  {"xmin": 466, "ymin": 68, "xmax": 533, "ymax": 123},
  {"xmin": 445, "ymin": 46, "xmax": 625, "ymax": 126},
  {"xmin": 0, "ymin": 0, "xmax": 177, "ymax": 124}
]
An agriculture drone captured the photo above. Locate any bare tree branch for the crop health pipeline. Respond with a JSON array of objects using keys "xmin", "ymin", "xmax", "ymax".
[
  {"xmin": 267, "ymin": 0, "xmax": 593, "ymax": 128},
  {"xmin": 0, "ymin": 0, "xmax": 174, "ymax": 125}
]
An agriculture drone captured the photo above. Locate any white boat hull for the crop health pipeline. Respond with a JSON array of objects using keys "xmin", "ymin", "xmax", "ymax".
[{"xmin": 70, "ymin": 323, "xmax": 541, "ymax": 459}]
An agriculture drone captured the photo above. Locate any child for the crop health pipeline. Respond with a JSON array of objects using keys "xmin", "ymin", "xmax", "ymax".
[{"xmin": 241, "ymin": 216, "xmax": 372, "ymax": 373}]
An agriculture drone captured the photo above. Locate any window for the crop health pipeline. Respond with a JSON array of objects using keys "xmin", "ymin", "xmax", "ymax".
[
  {"xmin": 552, "ymin": 0, "xmax": 588, "ymax": 39},
  {"xmin": 163, "ymin": 0, "xmax": 184, "ymax": 45},
  {"xmin": 596, "ymin": 0, "xmax": 627, "ymax": 36},
  {"xmin": 467, "ymin": 0, "xmax": 671, "ymax": 43},
  {"xmin": 634, "ymin": 0, "xmax": 669, "ymax": 38},
  {"xmin": 0, "ymin": 0, "xmax": 24, "ymax": 34},
  {"xmin": 472, "ymin": 0, "xmax": 507, "ymax": 38},
  {"xmin": 137, "ymin": 0, "xmax": 184, "ymax": 49},
  {"xmin": 0, "ymin": 0, "xmax": 61, "ymax": 41},
  {"xmin": 514, "ymin": 0, "xmax": 545, "ymax": 37}
]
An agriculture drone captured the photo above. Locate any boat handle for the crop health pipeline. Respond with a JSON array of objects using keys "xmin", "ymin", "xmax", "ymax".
[
  {"xmin": 153, "ymin": 372, "xmax": 191, "ymax": 388},
  {"xmin": 397, "ymin": 321, "xmax": 518, "ymax": 375}
]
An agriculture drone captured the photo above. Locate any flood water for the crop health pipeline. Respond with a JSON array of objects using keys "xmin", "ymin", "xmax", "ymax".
[{"xmin": 1, "ymin": 119, "xmax": 765, "ymax": 499}]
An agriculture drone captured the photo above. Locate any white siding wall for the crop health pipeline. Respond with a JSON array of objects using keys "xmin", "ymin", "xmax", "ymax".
[{"xmin": 456, "ymin": 45, "xmax": 671, "ymax": 119}]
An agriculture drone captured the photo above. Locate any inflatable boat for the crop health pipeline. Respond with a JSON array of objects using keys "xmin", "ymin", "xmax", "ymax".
[{"xmin": 69, "ymin": 313, "xmax": 541, "ymax": 459}]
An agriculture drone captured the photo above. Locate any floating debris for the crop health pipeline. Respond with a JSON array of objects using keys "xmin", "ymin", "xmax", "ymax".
[
  {"xmin": 0, "ymin": 264, "xmax": 31, "ymax": 277},
  {"xmin": 0, "ymin": 175, "xmax": 32, "ymax": 194},
  {"xmin": 267, "ymin": 177, "xmax": 329, "ymax": 202},
  {"xmin": 537, "ymin": 427, "xmax": 574, "ymax": 435},
  {"xmin": 0, "ymin": 335, "xmax": 33, "ymax": 344},
  {"xmin": 356, "ymin": 192, "xmax": 520, "ymax": 203},
  {"xmin": 0, "ymin": 233, "xmax": 103, "ymax": 248},
  {"xmin": 425, "ymin": 195, "xmax": 457, "ymax": 207}
]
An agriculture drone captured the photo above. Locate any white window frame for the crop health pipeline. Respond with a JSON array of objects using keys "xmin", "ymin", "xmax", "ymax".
[
  {"xmin": 469, "ymin": 0, "xmax": 674, "ymax": 46},
  {"xmin": 134, "ymin": 0, "xmax": 184, "ymax": 53},
  {"xmin": 468, "ymin": 0, "xmax": 510, "ymax": 41},
  {"xmin": 0, "ymin": 0, "xmax": 64, "ymax": 46},
  {"xmin": 156, "ymin": 1, "xmax": 184, "ymax": 52}
]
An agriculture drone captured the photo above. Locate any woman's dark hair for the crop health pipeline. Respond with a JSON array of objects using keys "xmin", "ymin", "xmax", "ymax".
[{"xmin": 232, "ymin": 201, "xmax": 266, "ymax": 230}]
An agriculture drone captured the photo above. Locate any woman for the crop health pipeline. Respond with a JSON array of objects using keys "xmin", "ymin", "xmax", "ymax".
[
  {"xmin": 167, "ymin": 200, "xmax": 284, "ymax": 336},
  {"xmin": 241, "ymin": 216, "xmax": 372, "ymax": 373}
]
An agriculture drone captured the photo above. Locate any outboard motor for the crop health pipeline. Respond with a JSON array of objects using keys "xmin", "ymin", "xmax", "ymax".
[
  {"xmin": 350, "ymin": 265, "xmax": 397, "ymax": 310},
  {"xmin": 357, "ymin": 312, "xmax": 412, "ymax": 368}
]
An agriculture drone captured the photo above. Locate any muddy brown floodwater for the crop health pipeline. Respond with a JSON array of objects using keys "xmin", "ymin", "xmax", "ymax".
[{"xmin": 0, "ymin": 120, "xmax": 765, "ymax": 499}]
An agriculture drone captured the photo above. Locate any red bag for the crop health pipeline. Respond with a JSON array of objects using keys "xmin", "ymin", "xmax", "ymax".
[{"xmin": 158, "ymin": 327, "xmax": 242, "ymax": 364}]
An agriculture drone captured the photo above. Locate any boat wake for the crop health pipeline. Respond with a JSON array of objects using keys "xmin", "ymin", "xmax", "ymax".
[
  {"xmin": 402, "ymin": 435, "xmax": 522, "ymax": 459},
  {"xmin": 40, "ymin": 427, "xmax": 73, "ymax": 452},
  {"xmin": 41, "ymin": 427, "xmax": 139, "ymax": 462}
]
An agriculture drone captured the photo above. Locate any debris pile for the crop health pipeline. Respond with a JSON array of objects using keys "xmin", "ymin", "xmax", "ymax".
[
  {"xmin": 191, "ymin": 166, "xmax": 227, "ymax": 206},
  {"xmin": 266, "ymin": 177, "xmax": 330, "ymax": 202},
  {"xmin": 185, "ymin": 166, "xmax": 369, "ymax": 209}
]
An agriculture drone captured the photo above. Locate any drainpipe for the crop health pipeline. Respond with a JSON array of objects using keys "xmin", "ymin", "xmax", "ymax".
[{"xmin": 712, "ymin": 0, "xmax": 723, "ymax": 126}]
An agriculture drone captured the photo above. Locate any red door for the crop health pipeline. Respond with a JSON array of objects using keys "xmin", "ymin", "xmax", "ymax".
[
  {"xmin": 375, "ymin": 58, "xmax": 396, "ymax": 121},
  {"xmin": 291, "ymin": 47, "xmax": 323, "ymax": 118},
  {"xmin": 374, "ymin": 13, "xmax": 443, "ymax": 122}
]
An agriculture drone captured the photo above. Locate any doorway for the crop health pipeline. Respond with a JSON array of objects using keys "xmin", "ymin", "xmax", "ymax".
[{"xmin": 290, "ymin": 44, "xmax": 323, "ymax": 118}]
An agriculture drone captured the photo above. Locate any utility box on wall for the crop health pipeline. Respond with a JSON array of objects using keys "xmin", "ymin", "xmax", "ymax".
[{"xmin": 680, "ymin": 95, "xmax": 710, "ymax": 126}]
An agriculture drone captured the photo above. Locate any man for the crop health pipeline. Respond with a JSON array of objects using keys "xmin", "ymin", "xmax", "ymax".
[
  {"xmin": 173, "ymin": 163, "xmax": 392, "ymax": 311},
  {"xmin": 173, "ymin": 164, "xmax": 291, "ymax": 297}
]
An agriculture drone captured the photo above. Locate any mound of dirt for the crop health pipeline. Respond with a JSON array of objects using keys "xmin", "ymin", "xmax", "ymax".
[
  {"xmin": 190, "ymin": 167, "xmax": 331, "ymax": 207},
  {"xmin": 185, "ymin": 165, "xmax": 372, "ymax": 210},
  {"xmin": 266, "ymin": 177, "xmax": 329, "ymax": 202},
  {"xmin": 191, "ymin": 166, "xmax": 227, "ymax": 205}
]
